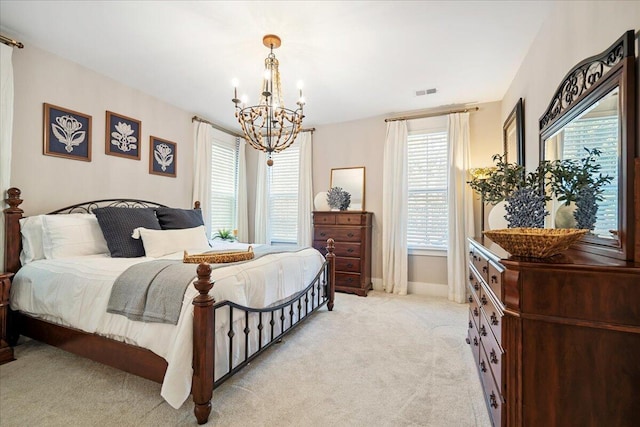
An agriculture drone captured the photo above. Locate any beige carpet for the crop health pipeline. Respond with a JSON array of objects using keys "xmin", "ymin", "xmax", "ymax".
[{"xmin": 0, "ymin": 291, "xmax": 491, "ymax": 426}]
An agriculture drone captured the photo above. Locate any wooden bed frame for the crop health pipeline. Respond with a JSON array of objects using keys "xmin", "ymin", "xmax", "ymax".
[{"xmin": 2, "ymin": 187, "xmax": 335, "ymax": 424}]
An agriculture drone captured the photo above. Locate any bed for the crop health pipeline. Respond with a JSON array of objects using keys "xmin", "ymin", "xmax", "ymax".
[{"xmin": 2, "ymin": 187, "xmax": 336, "ymax": 424}]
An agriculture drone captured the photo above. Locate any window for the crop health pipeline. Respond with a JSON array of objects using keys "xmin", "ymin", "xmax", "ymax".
[
  {"xmin": 209, "ymin": 138, "xmax": 239, "ymax": 237},
  {"xmin": 561, "ymin": 115, "xmax": 618, "ymax": 238},
  {"xmin": 268, "ymin": 145, "xmax": 300, "ymax": 244},
  {"xmin": 407, "ymin": 130, "xmax": 449, "ymax": 250}
]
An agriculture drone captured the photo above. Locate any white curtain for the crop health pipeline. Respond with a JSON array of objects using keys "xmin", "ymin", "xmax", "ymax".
[
  {"xmin": 447, "ymin": 113, "xmax": 473, "ymax": 303},
  {"xmin": 254, "ymin": 151, "xmax": 269, "ymax": 244},
  {"xmin": 382, "ymin": 120, "xmax": 408, "ymax": 295},
  {"xmin": 192, "ymin": 122, "xmax": 213, "ymax": 238},
  {"xmin": 296, "ymin": 132, "xmax": 313, "ymax": 246},
  {"xmin": 0, "ymin": 44, "xmax": 15, "ymax": 272},
  {"xmin": 236, "ymin": 138, "xmax": 249, "ymax": 242}
]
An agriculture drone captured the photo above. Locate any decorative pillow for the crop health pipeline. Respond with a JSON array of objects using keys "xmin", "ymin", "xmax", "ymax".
[
  {"xmin": 155, "ymin": 207, "xmax": 204, "ymax": 230},
  {"xmin": 132, "ymin": 225, "xmax": 210, "ymax": 258},
  {"xmin": 19, "ymin": 215, "xmax": 45, "ymax": 265},
  {"xmin": 41, "ymin": 214, "xmax": 109, "ymax": 259},
  {"xmin": 94, "ymin": 207, "xmax": 161, "ymax": 258}
]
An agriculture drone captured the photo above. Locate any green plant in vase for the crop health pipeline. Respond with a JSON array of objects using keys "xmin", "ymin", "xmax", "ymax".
[
  {"xmin": 468, "ymin": 154, "xmax": 551, "ymax": 228},
  {"xmin": 212, "ymin": 228, "xmax": 237, "ymax": 242},
  {"xmin": 547, "ymin": 148, "xmax": 612, "ymax": 231}
]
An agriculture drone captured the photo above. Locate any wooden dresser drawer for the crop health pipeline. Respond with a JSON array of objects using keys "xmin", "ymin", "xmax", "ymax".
[
  {"xmin": 314, "ymin": 227, "xmax": 362, "ymax": 242},
  {"xmin": 467, "ymin": 310, "xmax": 481, "ymax": 366},
  {"xmin": 472, "ymin": 250, "xmax": 489, "ymax": 283},
  {"xmin": 480, "ymin": 288, "xmax": 503, "ymax": 345},
  {"xmin": 336, "ymin": 213, "xmax": 365, "ymax": 225},
  {"xmin": 335, "ymin": 257, "xmax": 361, "ymax": 273},
  {"xmin": 335, "ymin": 272, "xmax": 361, "ymax": 288},
  {"xmin": 468, "ymin": 283, "xmax": 481, "ymax": 329},
  {"xmin": 480, "ymin": 344, "xmax": 503, "ymax": 427},
  {"xmin": 334, "ymin": 242, "xmax": 361, "ymax": 258},
  {"xmin": 481, "ymin": 312, "xmax": 504, "ymax": 394},
  {"xmin": 313, "ymin": 213, "xmax": 336, "ymax": 225},
  {"xmin": 487, "ymin": 261, "xmax": 503, "ymax": 301}
]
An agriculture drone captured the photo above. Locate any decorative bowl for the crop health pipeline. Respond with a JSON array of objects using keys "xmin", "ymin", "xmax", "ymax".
[{"xmin": 483, "ymin": 228, "xmax": 588, "ymax": 258}]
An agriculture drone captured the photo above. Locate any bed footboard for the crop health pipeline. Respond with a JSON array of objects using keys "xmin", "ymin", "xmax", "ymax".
[{"xmin": 191, "ymin": 239, "xmax": 335, "ymax": 425}]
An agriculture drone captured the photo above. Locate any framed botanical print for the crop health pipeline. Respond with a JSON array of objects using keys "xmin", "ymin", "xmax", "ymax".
[
  {"xmin": 503, "ymin": 98, "xmax": 525, "ymax": 165},
  {"xmin": 149, "ymin": 136, "xmax": 177, "ymax": 177},
  {"xmin": 43, "ymin": 103, "xmax": 92, "ymax": 161},
  {"xmin": 105, "ymin": 111, "xmax": 141, "ymax": 159}
]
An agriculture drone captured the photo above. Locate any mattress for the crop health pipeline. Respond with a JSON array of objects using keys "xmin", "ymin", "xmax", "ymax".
[{"xmin": 10, "ymin": 243, "xmax": 325, "ymax": 408}]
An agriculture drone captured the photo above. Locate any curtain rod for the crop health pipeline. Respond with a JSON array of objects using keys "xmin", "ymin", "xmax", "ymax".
[
  {"xmin": 192, "ymin": 116, "xmax": 244, "ymax": 138},
  {"xmin": 192, "ymin": 115, "xmax": 315, "ymax": 136},
  {"xmin": 384, "ymin": 106, "xmax": 480, "ymax": 122},
  {"xmin": 0, "ymin": 34, "xmax": 24, "ymax": 49}
]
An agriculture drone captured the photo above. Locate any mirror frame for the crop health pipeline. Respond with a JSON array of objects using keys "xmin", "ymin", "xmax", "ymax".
[
  {"xmin": 330, "ymin": 166, "xmax": 366, "ymax": 211},
  {"xmin": 539, "ymin": 30, "xmax": 636, "ymax": 261},
  {"xmin": 504, "ymin": 98, "xmax": 525, "ymax": 165}
]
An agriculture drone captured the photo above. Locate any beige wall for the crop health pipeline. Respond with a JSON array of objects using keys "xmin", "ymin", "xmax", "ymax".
[
  {"xmin": 10, "ymin": 45, "xmax": 194, "ymax": 215},
  {"xmin": 501, "ymin": 1, "xmax": 640, "ymax": 170},
  {"xmin": 312, "ymin": 101, "xmax": 502, "ymax": 291}
]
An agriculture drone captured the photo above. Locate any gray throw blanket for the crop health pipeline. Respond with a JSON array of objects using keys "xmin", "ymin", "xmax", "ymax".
[{"xmin": 107, "ymin": 245, "xmax": 306, "ymax": 324}]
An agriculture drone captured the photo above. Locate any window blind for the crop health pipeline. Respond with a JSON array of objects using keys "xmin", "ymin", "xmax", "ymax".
[
  {"xmin": 562, "ymin": 115, "xmax": 618, "ymax": 238},
  {"xmin": 269, "ymin": 145, "xmax": 300, "ymax": 244},
  {"xmin": 407, "ymin": 130, "xmax": 449, "ymax": 249},
  {"xmin": 210, "ymin": 139, "xmax": 238, "ymax": 237}
]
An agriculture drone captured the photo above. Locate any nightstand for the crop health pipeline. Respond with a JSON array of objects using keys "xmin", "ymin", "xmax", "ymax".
[{"xmin": 0, "ymin": 272, "xmax": 14, "ymax": 364}]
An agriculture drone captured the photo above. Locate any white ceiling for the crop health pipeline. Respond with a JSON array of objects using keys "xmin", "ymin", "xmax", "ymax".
[{"xmin": 0, "ymin": 1, "xmax": 555, "ymax": 130}]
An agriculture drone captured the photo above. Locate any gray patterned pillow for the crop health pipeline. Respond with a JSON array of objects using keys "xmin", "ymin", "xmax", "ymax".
[
  {"xmin": 94, "ymin": 207, "xmax": 161, "ymax": 257},
  {"xmin": 155, "ymin": 207, "xmax": 204, "ymax": 230}
]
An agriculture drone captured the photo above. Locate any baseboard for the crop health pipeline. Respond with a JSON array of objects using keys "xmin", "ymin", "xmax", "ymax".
[{"xmin": 371, "ymin": 278, "xmax": 448, "ymax": 298}]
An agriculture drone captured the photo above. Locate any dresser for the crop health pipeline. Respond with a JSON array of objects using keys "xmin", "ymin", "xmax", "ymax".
[
  {"xmin": 312, "ymin": 211, "xmax": 372, "ymax": 296},
  {"xmin": 467, "ymin": 237, "xmax": 640, "ymax": 426}
]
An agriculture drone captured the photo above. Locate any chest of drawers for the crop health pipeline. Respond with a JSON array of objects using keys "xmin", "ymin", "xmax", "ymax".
[
  {"xmin": 468, "ymin": 237, "xmax": 640, "ymax": 426},
  {"xmin": 312, "ymin": 211, "xmax": 372, "ymax": 296}
]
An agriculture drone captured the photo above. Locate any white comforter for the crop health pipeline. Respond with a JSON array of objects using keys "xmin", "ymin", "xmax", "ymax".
[{"xmin": 10, "ymin": 243, "xmax": 325, "ymax": 408}]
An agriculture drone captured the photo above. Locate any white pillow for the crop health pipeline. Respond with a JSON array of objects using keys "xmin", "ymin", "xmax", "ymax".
[
  {"xmin": 42, "ymin": 213, "xmax": 110, "ymax": 259},
  {"xmin": 132, "ymin": 225, "xmax": 210, "ymax": 258},
  {"xmin": 19, "ymin": 215, "xmax": 45, "ymax": 265}
]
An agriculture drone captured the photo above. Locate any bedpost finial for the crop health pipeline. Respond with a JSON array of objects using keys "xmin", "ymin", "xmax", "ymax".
[
  {"xmin": 326, "ymin": 238, "xmax": 335, "ymax": 254},
  {"xmin": 193, "ymin": 262, "xmax": 214, "ymax": 303},
  {"xmin": 194, "ymin": 201, "xmax": 201, "ymax": 209},
  {"xmin": 5, "ymin": 187, "xmax": 23, "ymax": 211}
]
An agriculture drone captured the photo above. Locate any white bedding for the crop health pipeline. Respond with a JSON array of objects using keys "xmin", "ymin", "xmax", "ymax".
[{"xmin": 10, "ymin": 242, "xmax": 325, "ymax": 409}]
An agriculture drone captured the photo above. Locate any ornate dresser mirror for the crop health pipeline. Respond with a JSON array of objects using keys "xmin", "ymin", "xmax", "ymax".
[{"xmin": 539, "ymin": 30, "xmax": 636, "ymax": 260}]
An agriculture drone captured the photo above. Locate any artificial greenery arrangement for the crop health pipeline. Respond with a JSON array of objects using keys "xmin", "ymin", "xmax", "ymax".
[
  {"xmin": 546, "ymin": 147, "xmax": 612, "ymax": 231},
  {"xmin": 326, "ymin": 186, "xmax": 351, "ymax": 210},
  {"xmin": 212, "ymin": 228, "xmax": 237, "ymax": 241},
  {"xmin": 468, "ymin": 149, "xmax": 612, "ymax": 231},
  {"xmin": 468, "ymin": 154, "xmax": 551, "ymax": 228}
]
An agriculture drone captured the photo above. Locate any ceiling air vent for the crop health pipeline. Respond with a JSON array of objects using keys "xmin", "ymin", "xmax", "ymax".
[{"xmin": 415, "ymin": 88, "xmax": 437, "ymax": 96}]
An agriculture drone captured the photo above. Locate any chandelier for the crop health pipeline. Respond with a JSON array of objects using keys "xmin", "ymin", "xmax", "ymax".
[{"xmin": 233, "ymin": 34, "xmax": 305, "ymax": 166}]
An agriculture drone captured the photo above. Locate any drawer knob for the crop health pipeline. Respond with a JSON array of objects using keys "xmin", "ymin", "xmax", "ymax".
[
  {"xmin": 480, "ymin": 360, "xmax": 487, "ymax": 372},
  {"xmin": 490, "ymin": 313, "xmax": 499, "ymax": 326},
  {"xmin": 320, "ymin": 232, "xmax": 326, "ymax": 237},
  {"xmin": 479, "ymin": 326, "xmax": 487, "ymax": 337},
  {"xmin": 473, "ymin": 337, "xmax": 478, "ymax": 347},
  {"xmin": 347, "ymin": 248, "xmax": 354, "ymax": 253},
  {"xmin": 469, "ymin": 274, "xmax": 473, "ymax": 281},
  {"xmin": 347, "ymin": 278, "xmax": 353, "ymax": 283},
  {"xmin": 491, "ymin": 275, "xmax": 498, "ymax": 284},
  {"xmin": 490, "ymin": 393, "xmax": 498, "ymax": 409},
  {"xmin": 481, "ymin": 295, "xmax": 488, "ymax": 306},
  {"xmin": 347, "ymin": 263, "xmax": 354, "ymax": 268},
  {"xmin": 490, "ymin": 349, "xmax": 499, "ymax": 364},
  {"xmin": 468, "ymin": 320, "xmax": 472, "ymax": 329},
  {"xmin": 468, "ymin": 295, "xmax": 473, "ymax": 303},
  {"xmin": 482, "ymin": 266, "xmax": 488, "ymax": 273},
  {"xmin": 465, "ymin": 337, "xmax": 470, "ymax": 345},
  {"xmin": 347, "ymin": 232, "xmax": 354, "ymax": 238},
  {"xmin": 474, "ymin": 282, "xmax": 479, "ymax": 291},
  {"xmin": 473, "ymin": 307, "xmax": 479, "ymax": 317}
]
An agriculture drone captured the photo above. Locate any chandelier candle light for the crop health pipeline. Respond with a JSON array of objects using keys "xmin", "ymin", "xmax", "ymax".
[{"xmin": 233, "ymin": 34, "xmax": 306, "ymax": 166}]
